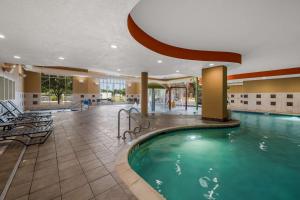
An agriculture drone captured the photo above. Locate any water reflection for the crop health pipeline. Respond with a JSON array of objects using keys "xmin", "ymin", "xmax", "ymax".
[
  {"xmin": 175, "ymin": 154, "xmax": 182, "ymax": 176},
  {"xmin": 199, "ymin": 168, "xmax": 220, "ymax": 200},
  {"xmin": 155, "ymin": 179, "xmax": 163, "ymax": 193}
]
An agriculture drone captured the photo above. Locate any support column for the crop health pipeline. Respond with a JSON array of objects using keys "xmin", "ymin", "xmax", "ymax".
[
  {"xmin": 202, "ymin": 66, "xmax": 228, "ymax": 121},
  {"xmin": 195, "ymin": 77, "xmax": 199, "ymax": 111},
  {"xmin": 141, "ymin": 72, "xmax": 148, "ymax": 116}
]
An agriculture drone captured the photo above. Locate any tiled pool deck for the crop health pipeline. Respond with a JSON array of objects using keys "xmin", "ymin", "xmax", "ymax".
[{"xmin": 0, "ymin": 105, "xmax": 238, "ymax": 200}]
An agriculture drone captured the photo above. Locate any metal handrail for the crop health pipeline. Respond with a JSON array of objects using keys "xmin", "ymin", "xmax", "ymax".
[{"xmin": 117, "ymin": 107, "xmax": 150, "ymax": 139}]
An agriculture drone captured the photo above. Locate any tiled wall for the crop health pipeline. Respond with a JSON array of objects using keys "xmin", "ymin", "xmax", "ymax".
[
  {"xmin": 228, "ymin": 93, "xmax": 300, "ymax": 114},
  {"xmin": 24, "ymin": 93, "xmax": 100, "ymax": 110}
]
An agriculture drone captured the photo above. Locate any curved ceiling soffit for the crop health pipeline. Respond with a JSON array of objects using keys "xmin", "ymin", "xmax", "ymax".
[{"xmin": 127, "ymin": 14, "xmax": 242, "ymax": 64}]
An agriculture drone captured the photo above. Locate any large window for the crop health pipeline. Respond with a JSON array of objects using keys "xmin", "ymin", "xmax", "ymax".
[
  {"xmin": 99, "ymin": 79, "xmax": 126, "ymax": 102},
  {"xmin": 41, "ymin": 74, "xmax": 73, "ymax": 104}
]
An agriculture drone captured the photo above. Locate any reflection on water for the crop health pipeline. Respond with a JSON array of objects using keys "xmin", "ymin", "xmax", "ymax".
[
  {"xmin": 175, "ymin": 154, "xmax": 182, "ymax": 176},
  {"xmin": 199, "ymin": 168, "xmax": 220, "ymax": 200}
]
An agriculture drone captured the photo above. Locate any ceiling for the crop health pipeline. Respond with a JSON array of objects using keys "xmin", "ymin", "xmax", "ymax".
[{"xmin": 0, "ymin": 0, "xmax": 299, "ymax": 78}]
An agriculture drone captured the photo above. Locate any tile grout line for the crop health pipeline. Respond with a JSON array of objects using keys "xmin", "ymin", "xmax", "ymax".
[{"xmin": 0, "ymin": 145, "xmax": 26, "ymax": 200}]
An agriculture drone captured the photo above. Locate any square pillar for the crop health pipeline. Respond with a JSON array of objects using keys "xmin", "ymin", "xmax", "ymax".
[
  {"xmin": 141, "ymin": 72, "xmax": 148, "ymax": 116},
  {"xmin": 202, "ymin": 66, "xmax": 228, "ymax": 121}
]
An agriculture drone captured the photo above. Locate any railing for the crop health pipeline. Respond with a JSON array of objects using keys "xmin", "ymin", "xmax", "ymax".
[
  {"xmin": 117, "ymin": 107, "xmax": 150, "ymax": 139},
  {"xmin": 69, "ymin": 101, "xmax": 89, "ymax": 112}
]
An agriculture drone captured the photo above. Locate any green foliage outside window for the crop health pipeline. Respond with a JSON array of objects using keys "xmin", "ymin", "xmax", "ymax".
[{"xmin": 41, "ymin": 74, "xmax": 73, "ymax": 104}]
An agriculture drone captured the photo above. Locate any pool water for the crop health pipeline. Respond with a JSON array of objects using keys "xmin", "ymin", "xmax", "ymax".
[{"xmin": 129, "ymin": 112, "xmax": 300, "ymax": 200}]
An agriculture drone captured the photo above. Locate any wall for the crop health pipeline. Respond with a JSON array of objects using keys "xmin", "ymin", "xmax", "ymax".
[
  {"xmin": 23, "ymin": 71, "xmax": 42, "ymax": 110},
  {"xmin": 24, "ymin": 74, "xmax": 101, "ymax": 110},
  {"xmin": 228, "ymin": 77, "xmax": 300, "ymax": 114},
  {"xmin": 125, "ymin": 82, "xmax": 140, "ymax": 101},
  {"xmin": 0, "ymin": 64, "xmax": 24, "ymax": 111},
  {"xmin": 72, "ymin": 76, "xmax": 100, "ymax": 105}
]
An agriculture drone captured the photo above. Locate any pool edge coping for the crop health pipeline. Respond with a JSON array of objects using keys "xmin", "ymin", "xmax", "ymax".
[{"xmin": 115, "ymin": 120, "xmax": 241, "ymax": 200}]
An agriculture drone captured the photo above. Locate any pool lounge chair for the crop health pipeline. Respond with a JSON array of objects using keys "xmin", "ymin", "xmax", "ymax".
[
  {"xmin": 0, "ymin": 115, "xmax": 53, "ymax": 130},
  {"xmin": 0, "ymin": 101, "xmax": 51, "ymax": 120},
  {"xmin": 0, "ymin": 121, "xmax": 53, "ymax": 146},
  {"xmin": 7, "ymin": 100, "xmax": 52, "ymax": 116}
]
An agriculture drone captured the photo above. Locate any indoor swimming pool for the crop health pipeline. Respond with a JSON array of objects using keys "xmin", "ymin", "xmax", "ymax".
[{"xmin": 129, "ymin": 112, "xmax": 300, "ymax": 200}]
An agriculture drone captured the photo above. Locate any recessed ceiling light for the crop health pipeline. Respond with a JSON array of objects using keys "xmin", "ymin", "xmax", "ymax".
[
  {"xmin": 111, "ymin": 44, "xmax": 117, "ymax": 49},
  {"xmin": 58, "ymin": 56, "xmax": 65, "ymax": 60},
  {"xmin": 176, "ymin": 70, "xmax": 180, "ymax": 73},
  {"xmin": 117, "ymin": 69, "xmax": 121, "ymax": 72},
  {"xmin": 209, "ymin": 63, "xmax": 214, "ymax": 67},
  {"xmin": 14, "ymin": 55, "xmax": 21, "ymax": 59},
  {"xmin": 157, "ymin": 60, "xmax": 163, "ymax": 64},
  {"xmin": 0, "ymin": 34, "xmax": 5, "ymax": 39}
]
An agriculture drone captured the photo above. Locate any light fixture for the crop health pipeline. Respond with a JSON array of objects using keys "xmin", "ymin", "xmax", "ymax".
[
  {"xmin": 176, "ymin": 70, "xmax": 180, "ymax": 73},
  {"xmin": 14, "ymin": 55, "xmax": 21, "ymax": 59},
  {"xmin": 110, "ymin": 44, "xmax": 117, "ymax": 49},
  {"xmin": 157, "ymin": 60, "xmax": 163, "ymax": 64},
  {"xmin": 117, "ymin": 69, "xmax": 121, "ymax": 72},
  {"xmin": 58, "ymin": 56, "xmax": 65, "ymax": 60},
  {"xmin": 0, "ymin": 34, "xmax": 5, "ymax": 39},
  {"xmin": 209, "ymin": 63, "xmax": 214, "ymax": 67}
]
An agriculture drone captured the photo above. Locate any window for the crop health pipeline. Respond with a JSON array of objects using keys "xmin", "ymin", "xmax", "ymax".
[
  {"xmin": 0, "ymin": 76, "xmax": 15, "ymax": 100},
  {"xmin": 244, "ymin": 101, "xmax": 248, "ymax": 104},
  {"xmin": 270, "ymin": 94, "xmax": 276, "ymax": 98},
  {"xmin": 270, "ymin": 102, "xmax": 276, "ymax": 106},
  {"xmin": 287, "ymin": 94, "xmax": 293, "ymax": 99},
  {"xmin": 231, "ymin": 100, "xmax": 234, "ymax": 103},
  {"xmin": 256, "ymin": 101, "xmax": 261, "ymax": 105},
  {"xmin": 41, "ymin": 74, "xmax": 73, "ymax": 104},
  {"xmin": 99, "ymin": 79, "xmax": 126, "ymax": 102},
  {"xmin": 231, "ymin": 94, "xmax": 234, "ymax": 98},
  {"xmin": 287, "ymin": 102, "xmax": 293, "ymax": 107},
  {"xmin": 244, "ymin": 94, "xmax": 248, "ymax": 98},
  {"xmin": 256, "ymin": 94, "xmax": 261, "ymax": 98}
]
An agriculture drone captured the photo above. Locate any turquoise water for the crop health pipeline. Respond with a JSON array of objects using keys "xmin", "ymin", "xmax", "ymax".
[{"xmin": 129, "ymin": 112, "xmax": 300, "ymax": 200}]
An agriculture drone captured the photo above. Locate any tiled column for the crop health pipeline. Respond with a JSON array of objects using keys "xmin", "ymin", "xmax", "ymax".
[
  {"xmin": 141, "ymin": 72, "xmax": 148, "ymax": 116},
  {"xmin": 202, "ymin": 66, "xmax": 228, "ymax": 121}
]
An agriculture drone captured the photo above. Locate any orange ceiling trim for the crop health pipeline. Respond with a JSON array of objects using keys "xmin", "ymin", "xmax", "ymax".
[
  {"xmin": 127, "ymin": 15, "xmax": 242, "ymax": 64},
  {"xmin": 228, "ymin": 67, "xmax": 300, "ymax": 80}
]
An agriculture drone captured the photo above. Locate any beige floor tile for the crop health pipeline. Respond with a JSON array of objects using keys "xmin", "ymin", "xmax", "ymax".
[
  {"xmin": 60, "ymin": 174, "xmax": 87, "ymax": 194},
  {"xmin": 77, "ymin": 154, "xmax": 97, "ymax": 164},
  {"xmin": 58, "ymin": 159, "xmax": 79, "ymax": 171},
  {"xmin": 19, "ymin": 158, "xmax": 36, "ymax": 168},
  {"xmin": 85, "ymin": 166, "xmax": 109, "ymax": 182},
  {"xmin": 58, "ymin": 164, "xmax": 83, "ymax": 181},
  {"xmin": 5, "ymin": 182, "xmax": 31, "ymax": 200},
  {"xmin": 33, "ymin": 166, "xmax": 58, "ymax": 180},
  {"xmin": 29, "ymin": 183, "xmax": 61, "ymax": 200},
  {"xmin": 30, "ymin": 173, "xmax": 59, "ymax": 193},
  {"xmin": 90, "ymin": 175, "xmax": 117, "ymax": 196},
  {"xmin": 11, "ymin": 172, "xmax": 33, "ymax": 187},
  {"xmin": 80, "ymin": 160, "xmax": 103, "ymax": 172},
  {"xmin": 35, "ymin": 158, "xmax": 57, "ymax": 171},
  {"xmin": 95, "ymin": 185, "xmax": 130, "ymax": 200},
  {"xmin": 62, "ymin": 184, "xmax": 93, "ymax": 200},
  {"xmin": 57, "ymin": 153, "xmax": 76, "ymax": 164},
  {"xmin": 36, "ymin": 152, "xmax": 56, "ymax": 163}
]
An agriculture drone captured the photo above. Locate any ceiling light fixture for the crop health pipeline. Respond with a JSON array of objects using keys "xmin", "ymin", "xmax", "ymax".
[
  {"xmin": 0, "ymin": 34, "xmax": 5, "ymax": 39},
  {"xmin": 117, "ymin": 69, "xmax": 121, "ymax": 72},
  {"xmin": 14, "ymin": 55, "xmax": 21, "ymax": 59},
  {"xmin": 157, "ymin": 60, "xmax": 163, "ymax": 64},
  {"xmin": 58, "ymin": 56, "xmax": 65, "ymax": 60},
  {"xmin": 176, "ymin": 70, "xmax": 180, "ymax": 73},
  {"xmin": 110, "ymin": 44, "xmax": 118, "ymax": 49},
  {"xmin": 209, "ymin": 63, "xmax": 214, "ymax": 67}
]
